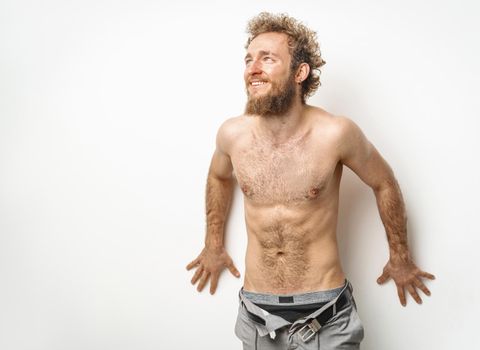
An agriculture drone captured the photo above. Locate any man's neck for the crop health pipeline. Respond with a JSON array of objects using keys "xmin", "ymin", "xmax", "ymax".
[{"xmin": 255, "ymin": 99, "xmax": 310, "ymax": 144}]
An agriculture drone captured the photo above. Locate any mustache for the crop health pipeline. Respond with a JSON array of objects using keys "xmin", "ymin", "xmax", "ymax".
[{"xmin": 246, "ymin": 75, "xmax": 269, "ymax": 83}]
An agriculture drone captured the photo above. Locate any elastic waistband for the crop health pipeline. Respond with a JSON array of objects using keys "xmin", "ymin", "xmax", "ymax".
[{"xmin": 241, "ymin": 280, "xmax": 350, "ymax": 306}]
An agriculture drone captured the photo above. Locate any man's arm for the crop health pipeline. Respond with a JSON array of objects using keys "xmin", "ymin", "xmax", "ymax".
[
  {"xmin": 186, "ymin": 120, "xmax": 240, "ymax": 295},
  {"xmin": 337, "ymin": 117, "xmax": 435, "ymax": 306}
]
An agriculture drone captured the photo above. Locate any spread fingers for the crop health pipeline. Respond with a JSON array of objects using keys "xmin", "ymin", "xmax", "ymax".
[
  {"xmin": 186, "ymin": 258, "xmax": 200, "ymax": 270},
  {"xmin": 397, "ymin": 285, "xmax": 406, "ymax": 307},
  {"xmin": 191, "ymin": 266, "xmax": 204, "ymax": 285},
  {"xmin": 197, "ymin": 271, "xmax": 211, "ymax": 292},
  {"xmin": 420, "ymin": 271, "xmax": 436, "ymax": 280},
  {"xmin": 210, "ymin": 273, "xmax": 220, "ymax": 295},
  {"xmin": 413, "ymin": 278, "xmax": 431, "ymax": 296},
  {"xmin": 407, "ymin": 284, "xmax": 422, "ymax": 304}
]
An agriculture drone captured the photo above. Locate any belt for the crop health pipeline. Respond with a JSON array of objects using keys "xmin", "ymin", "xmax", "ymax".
[
  {"xmin": 244, "ymin": 287, "xmax": 351, "ymax": 342},
  {"xmin": 296, "ymin": 292, "xmax": 350, "ymax": 342}
]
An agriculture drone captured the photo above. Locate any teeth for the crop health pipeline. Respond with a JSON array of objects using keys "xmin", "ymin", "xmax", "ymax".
[{"xmin": 251, "ymin": 81, "xmax": 266, "ymax": 86}]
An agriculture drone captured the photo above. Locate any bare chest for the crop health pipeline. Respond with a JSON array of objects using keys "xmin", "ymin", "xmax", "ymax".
[{"xmin": 231, "ymin": 135, "xmax": 338, "ymax": 204}]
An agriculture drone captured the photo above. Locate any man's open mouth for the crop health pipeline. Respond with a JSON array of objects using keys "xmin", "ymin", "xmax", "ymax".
[{"xmin": 250, "ymin": 81, "xmax": 269, "ymax": 89}]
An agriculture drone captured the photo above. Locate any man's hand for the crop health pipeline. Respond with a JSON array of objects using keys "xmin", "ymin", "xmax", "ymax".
[
  {"xmin": 377, "ymin": 257, "xmax": 435, "ymax": 306},
  {"xmin": 186, "ymin": 246, "xmax": 241, "ymax": 295}
]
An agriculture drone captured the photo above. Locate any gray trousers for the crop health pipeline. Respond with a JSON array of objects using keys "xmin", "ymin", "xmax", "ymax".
[{"xmin": 234, "ymin": 281, "xmax": 364, "ymax": 349}]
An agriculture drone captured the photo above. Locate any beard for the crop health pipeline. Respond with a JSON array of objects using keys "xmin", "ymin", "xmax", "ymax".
[{"xmin": 244, "ymin": 72, "xmax": 297, "ymax": 117}]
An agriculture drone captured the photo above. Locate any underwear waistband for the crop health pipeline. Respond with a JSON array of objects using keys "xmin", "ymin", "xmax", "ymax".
[{"xmin": 241, "ymin": 280, "xmax": 348, "ymax": 306}]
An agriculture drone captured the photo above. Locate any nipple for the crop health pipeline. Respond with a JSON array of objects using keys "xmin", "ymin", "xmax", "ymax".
[
  {"xmin": 307, "ymin": 187, "xmax": 320, "ymax": 198},
  {"xmin": 241, "ymin": 184, "xmax": 253, "ymax": 196}
]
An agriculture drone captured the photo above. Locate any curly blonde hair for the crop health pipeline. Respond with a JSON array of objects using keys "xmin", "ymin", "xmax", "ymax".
[{"xmin": 245, "ymin": 12, "xmax": 326, "ymax": 103}]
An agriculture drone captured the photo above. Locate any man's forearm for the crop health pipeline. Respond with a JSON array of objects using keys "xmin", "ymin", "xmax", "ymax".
[
  {"xmin": 373, "ymin": 177, "xmax": 435, "ymax": 304},
  {"xmin": 205, "ymin": 174, "xmax": 235, "ymax": 249},
  {"xmin": 374, "ymin": 178, "xmax": 410, "ymax": 261}
]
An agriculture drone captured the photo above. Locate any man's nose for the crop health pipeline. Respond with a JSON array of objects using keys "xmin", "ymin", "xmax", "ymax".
[{"xmin": 247, "ymin": 59, "xmax": 262, "ymax": 75}]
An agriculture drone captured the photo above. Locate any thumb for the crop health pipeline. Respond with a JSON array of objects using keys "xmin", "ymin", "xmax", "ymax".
[
  {"xmin": 377, "ymin": 270, "xmax": 390, "ymax": 285},
  {"xmin": 227, "ymin": 262, "xmax": 241, "ymax": 278}
]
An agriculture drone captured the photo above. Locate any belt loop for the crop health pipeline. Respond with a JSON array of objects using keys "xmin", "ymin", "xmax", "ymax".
[{"xmin": 345, "ymin": 280, "xmax": 357, "ymax": 309}]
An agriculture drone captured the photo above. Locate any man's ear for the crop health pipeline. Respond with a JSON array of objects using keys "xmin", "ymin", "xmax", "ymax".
[{"xmin": 295, "ymin": 63, "xmax": 310, "ymax": 83}]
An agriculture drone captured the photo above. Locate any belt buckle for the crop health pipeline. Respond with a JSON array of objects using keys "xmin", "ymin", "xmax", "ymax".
[{"xmin": 297, "ymin": 319, "xmax": 321, "ymax": 342}]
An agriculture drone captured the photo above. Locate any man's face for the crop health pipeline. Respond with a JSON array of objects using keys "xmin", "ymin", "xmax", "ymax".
[{"xmin": 244, "ymin": 32, "xmax": 297, "ymax": 116}]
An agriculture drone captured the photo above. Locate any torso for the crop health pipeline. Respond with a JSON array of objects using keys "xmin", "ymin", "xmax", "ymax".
[{"xmin": 229, "ymin": 106, "xmax": 346, "ymax": 294}]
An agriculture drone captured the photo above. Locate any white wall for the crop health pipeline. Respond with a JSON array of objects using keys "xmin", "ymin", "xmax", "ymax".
[{"xmin": 1, "ymin": 0, "xmax": 479, "ymax": 349}]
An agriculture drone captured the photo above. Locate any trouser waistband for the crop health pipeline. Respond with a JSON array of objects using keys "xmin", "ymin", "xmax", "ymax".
[{"xmin": 238, "ymin": 280, "xmax": 353, "ymax": 338}]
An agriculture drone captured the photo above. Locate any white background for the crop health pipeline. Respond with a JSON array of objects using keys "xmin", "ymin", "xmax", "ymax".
[{"xmin": 1, "ymin": 0, "xmax": 479, "ymax": 349}]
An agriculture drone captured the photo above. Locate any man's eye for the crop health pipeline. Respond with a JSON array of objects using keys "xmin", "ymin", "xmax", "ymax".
[{"xmin": 263, "ymin": 57, "xmax": 273, "ymax": 62}]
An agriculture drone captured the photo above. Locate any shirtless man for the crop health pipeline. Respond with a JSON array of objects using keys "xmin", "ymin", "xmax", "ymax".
[{"xmin": 186, "ymin": 12, "xmax": 434, "ymax": 349}]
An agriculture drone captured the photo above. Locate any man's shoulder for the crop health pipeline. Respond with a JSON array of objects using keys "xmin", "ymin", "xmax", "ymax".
[
  {"xmin": 215, "ymin": 115, "xmax": 250, "ymax": 154},
  {"xmin": 218, "ymin": 114, "xmax": 249, "ymax": 132},
  {"xmin": 308, "ymin": 107, "xmax": 369, "ymax": 164},
  {"xmin": 307, "ymin": 106, "xmax": 356, "ymax": 141},
  {"xmin": 217, "ymin": 115, "xmax": 250, "ymax": 140}
]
